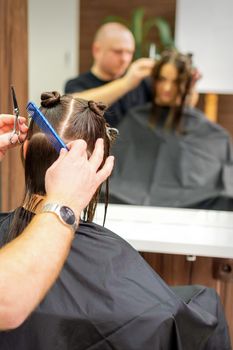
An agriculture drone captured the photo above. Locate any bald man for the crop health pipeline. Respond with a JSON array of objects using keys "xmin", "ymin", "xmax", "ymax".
[{"xmin": 65, "ymin": 23, "xmax": 155, "ymax": 127}]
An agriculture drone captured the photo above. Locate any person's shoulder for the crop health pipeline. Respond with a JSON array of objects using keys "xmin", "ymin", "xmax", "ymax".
[
  {"xmin": 64, "ymin": 71, "xmax": 95, "ymax": 93},
  {"xmin": 0, "ymin": 211, "xmax": 15, "ymax": 247},
  {"xmin": 74, "ymin": 220, "xmax": 138, "ymax": 254},
  {"xmin": 77, "ymin": 220, "xmax": 126, "ymax": 241},
  {"xmin": 184, "ymin": 107, "xmax": 230, "ymax": 137}
]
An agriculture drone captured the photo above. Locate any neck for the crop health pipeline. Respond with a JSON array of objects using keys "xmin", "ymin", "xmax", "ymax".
[
  {"xmin": 91, "ymin": 64, "xmax": 114, "ymax": 81},
  {"xmin": 23, "ymin": 194, "xmax": 45, "ymax": 214}
]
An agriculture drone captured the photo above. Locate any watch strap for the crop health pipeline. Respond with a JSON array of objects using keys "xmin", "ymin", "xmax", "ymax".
[{"xmin": 42, "ymin": 203, "xmax": 78, "ymax": 233}]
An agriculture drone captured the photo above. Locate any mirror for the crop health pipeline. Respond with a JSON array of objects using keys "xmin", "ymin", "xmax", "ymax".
[{"xmin": 28, "ymin": 0, "xmax": 233, "ymax": 211}]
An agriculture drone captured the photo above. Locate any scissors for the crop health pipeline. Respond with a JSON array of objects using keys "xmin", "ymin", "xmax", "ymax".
[{"xmin": 9, "ymin": 86, "xmax": 21, "ymax": 143}]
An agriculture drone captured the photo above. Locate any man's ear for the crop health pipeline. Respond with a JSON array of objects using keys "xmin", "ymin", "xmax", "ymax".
[
  {"xmin": 92, "ymin": 42, "xmax": 100, "ymax": 59},
  {"xmin": 23, "ymin": 140, "xmax": 29, "ymax": 159}
]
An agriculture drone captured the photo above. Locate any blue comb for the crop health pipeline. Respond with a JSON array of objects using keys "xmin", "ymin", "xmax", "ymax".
[{"xmin": 27, "ymin": 101, "xmax": 68, "ymax": 153}]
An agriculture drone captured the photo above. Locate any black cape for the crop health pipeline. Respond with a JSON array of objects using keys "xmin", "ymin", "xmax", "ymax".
[
  {"xmin": 109, "ymin": 103, "xmax": 233, "ymax": 209},
  {"xmin": 0, "ymin": 210, "xmax": 230, "ymax": 349}
]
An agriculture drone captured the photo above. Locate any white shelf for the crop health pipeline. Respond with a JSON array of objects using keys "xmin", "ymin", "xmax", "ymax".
[{"xmin": 95, "ymin": 204, "xmax": 233, "ymax": 259}]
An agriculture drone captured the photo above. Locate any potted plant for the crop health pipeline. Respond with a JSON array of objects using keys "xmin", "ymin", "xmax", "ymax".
[{"xmin": 103, "ymin": 7, "xmax": 175, "ymax": 59}]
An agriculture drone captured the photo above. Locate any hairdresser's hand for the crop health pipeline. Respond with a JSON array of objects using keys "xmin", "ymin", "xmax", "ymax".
[
  {"xmin": 45, "ymin": 138, "xmax": 114, "ymax": 217},
  {"xmin": 186, "ymin": 68, "xmax": 202, "ymax": 107},
  {"xmin": 0, "ymin": 114, "xmax": 28, "ymax": 161},
  {"xmin": 124, "ymin": 58, "xmax": 155, "ymax": 89}
]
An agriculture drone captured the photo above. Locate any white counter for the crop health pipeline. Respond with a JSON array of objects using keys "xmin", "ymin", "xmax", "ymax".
[{"xmin": 94, "ymin": 204, "xmax": 233, "ymax": 259}]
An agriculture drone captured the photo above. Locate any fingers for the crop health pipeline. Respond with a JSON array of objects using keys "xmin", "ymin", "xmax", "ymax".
[
  {"xmin": 19, "ymin": 122, "xmax": 28, "ymax": 133},
  {"xmin": 18, "ymin": 123, "xmax": 29, "ymax": 143},
  {"xmin": 134, "ymin": 58, "xmax": 155, "ymax": 69},
  {"xmin": 89, "ymin": 138, "xmax": 104, "ymax": 170},
  {"xmin": 0, "ymin": 115, "xmax": 15, "ymax": 128},
  {"xmin": 0, "ymin": 132, "xmax": 17, "ymax": 148},
  {"xmin": 18, "ymin": 116, "xmax": 27, "ymax": 125},
  {"xmin": 96, "ymin": 155, "xmax": 114, "ymax": 185},
  {"xmin": 66, "ymin": 139, "xmax": 88, "ymax": 160},
  {"xmin": 0, "ymin": 115, "xmax": 28, "ymax": 141},
  {"xmin": 0, "ymin": 115, "xmax": 26, "ymax": 130}
]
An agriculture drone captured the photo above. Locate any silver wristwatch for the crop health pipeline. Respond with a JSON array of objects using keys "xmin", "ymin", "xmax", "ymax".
[{"xmin": 42, "ymin": 203, "xmax": 78, "ymax": 233}]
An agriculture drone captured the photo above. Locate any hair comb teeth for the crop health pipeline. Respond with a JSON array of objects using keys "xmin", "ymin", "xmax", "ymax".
[{"xmin": 27, "ymin": 101, "xmax": 68, "ymax": 153}]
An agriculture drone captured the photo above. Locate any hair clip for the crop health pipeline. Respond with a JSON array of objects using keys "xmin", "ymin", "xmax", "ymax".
[{"xmin": 106, "ymin": 127, "xmax": 119, "ymax": 141}]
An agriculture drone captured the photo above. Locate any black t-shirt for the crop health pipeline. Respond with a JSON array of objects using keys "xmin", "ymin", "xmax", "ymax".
[{"xmin": 64, "ymin": 71, "xmax": 152, "ymax": 127}]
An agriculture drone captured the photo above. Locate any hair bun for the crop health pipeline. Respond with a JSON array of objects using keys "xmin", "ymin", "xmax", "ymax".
[
  {"xmin": 41, "ymin": 91, "xmax": 60, "ymax": 108},
  {"xmin": 88, "ymin": 100, "xmax": 107, "ymax": 117}
]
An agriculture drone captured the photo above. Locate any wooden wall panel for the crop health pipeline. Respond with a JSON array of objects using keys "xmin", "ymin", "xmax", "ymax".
[
  {"xmin": 218, "ymin": 95, "xmax": 233, "ymax": 137},
  {"xmin": 197, "ymin": 94, "xmax": 233, "ymax": 137},
  {"xmin": 0, "ymin": 0, "xmax": 28, "ymax": 211}
]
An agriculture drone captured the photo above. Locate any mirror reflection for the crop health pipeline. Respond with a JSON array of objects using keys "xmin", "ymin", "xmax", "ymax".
[{"xmin": 29, "ymin": 0, "xmax": 233, "ymax": 211}]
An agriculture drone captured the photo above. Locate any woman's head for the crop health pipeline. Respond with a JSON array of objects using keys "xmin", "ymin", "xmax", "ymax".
[
  {"xmin": 152, "ymin": 50, "xmax": 193, "ymax": 107},
  {"xmin": 24, "ymin": 91, "xmax": 114, "ymax": 221},
  {"xmin": 149, "ymin": 50, "xmax": 194, "ymax": 132}
]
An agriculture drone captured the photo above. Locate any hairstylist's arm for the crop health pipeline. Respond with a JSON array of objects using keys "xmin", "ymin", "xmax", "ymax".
[
  {"xmin": 73, "ymin": 58, "xmax": 155, "ymax": 105},
  {"xmin": 0, "ymin": 138, "xmax": 114, "ymax": 330},
  {"xmin": 0, "ymin": 114, "xmax": 28, "ymax": 160}
]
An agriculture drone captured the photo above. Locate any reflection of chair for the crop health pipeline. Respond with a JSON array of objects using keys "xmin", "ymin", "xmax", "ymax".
[
  {"xmin": 0, "ymin": 209, "xmax": 231, "ymax": 349},
  {"xmin": 109, "ymin": 104, "xmax": 233, "ymax": 210}
]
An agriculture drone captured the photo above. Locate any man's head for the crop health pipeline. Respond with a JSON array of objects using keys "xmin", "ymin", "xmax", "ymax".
[{"xmin": 92, "ymin": 23, "xmax": 135, "ymax": 80}]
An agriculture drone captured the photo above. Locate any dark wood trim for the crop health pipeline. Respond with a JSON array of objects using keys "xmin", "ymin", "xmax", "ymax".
[{"xmin": 0, "ymin": 0, "xmax": 28, "ymax": 211}]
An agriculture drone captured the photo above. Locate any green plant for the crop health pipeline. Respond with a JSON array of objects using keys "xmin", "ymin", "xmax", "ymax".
[{"xmin": 103, "ymin": 7, "xmax": 175, "ymax": 59}]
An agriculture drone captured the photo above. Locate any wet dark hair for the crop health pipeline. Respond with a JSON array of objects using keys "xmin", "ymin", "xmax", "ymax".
[
  {"xmin": 7, "ymin": 92, "xmax": 116, "ymax": 242},
  {"xmin": 150, "ymin": 50, "xmax": 193, "ymax": 132}
]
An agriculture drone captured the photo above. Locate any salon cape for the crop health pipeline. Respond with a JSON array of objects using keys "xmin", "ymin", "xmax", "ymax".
[
  {"xmin": 0, "ymin": 209, "xmax": 230, "ymax": 349},
  {"xmin": 109, "ymin": 103, "xmax": 233, "ymax": 209}
]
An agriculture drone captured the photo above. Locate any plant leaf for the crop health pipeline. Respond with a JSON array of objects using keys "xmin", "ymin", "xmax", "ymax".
[
  {"xmin": 144, "ymin": 17, "xmax": 174, "ymax": 48},
  {"xmin": 130, "ymin": 7, "xmax": 145, "ymax": 58}
]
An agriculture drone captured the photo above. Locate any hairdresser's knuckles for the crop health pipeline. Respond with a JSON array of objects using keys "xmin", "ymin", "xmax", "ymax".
[{"xmin": 125, "ymin": 58, "xmax": 155, "ymax": 89}]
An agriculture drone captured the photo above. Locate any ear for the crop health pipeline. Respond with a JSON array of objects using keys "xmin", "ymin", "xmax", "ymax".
[
  {"xmin": 92, "ymin": 42, "xmax": 100, "ymax": 59},
  {"xmin": 22, "ymin": 140, "xmax": 29, "ymax": 159}
]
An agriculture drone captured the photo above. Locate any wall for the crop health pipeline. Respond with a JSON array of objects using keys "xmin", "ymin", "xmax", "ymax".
[
  {"xmin": 0, "ymin": 0, "xmax": 28, "ymax": 211},
  {"xmin": 176, "ymin": 0, "xmax": 233, "ymax": 94},
  {"xmin": 28, "ymin": 0, "xmax": 79, "ymax": 104}
]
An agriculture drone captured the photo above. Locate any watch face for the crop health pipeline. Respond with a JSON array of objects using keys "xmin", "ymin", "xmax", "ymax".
[{"xmin": 60, "ymin": 206, "xmax": 76, "ymax": 225}]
